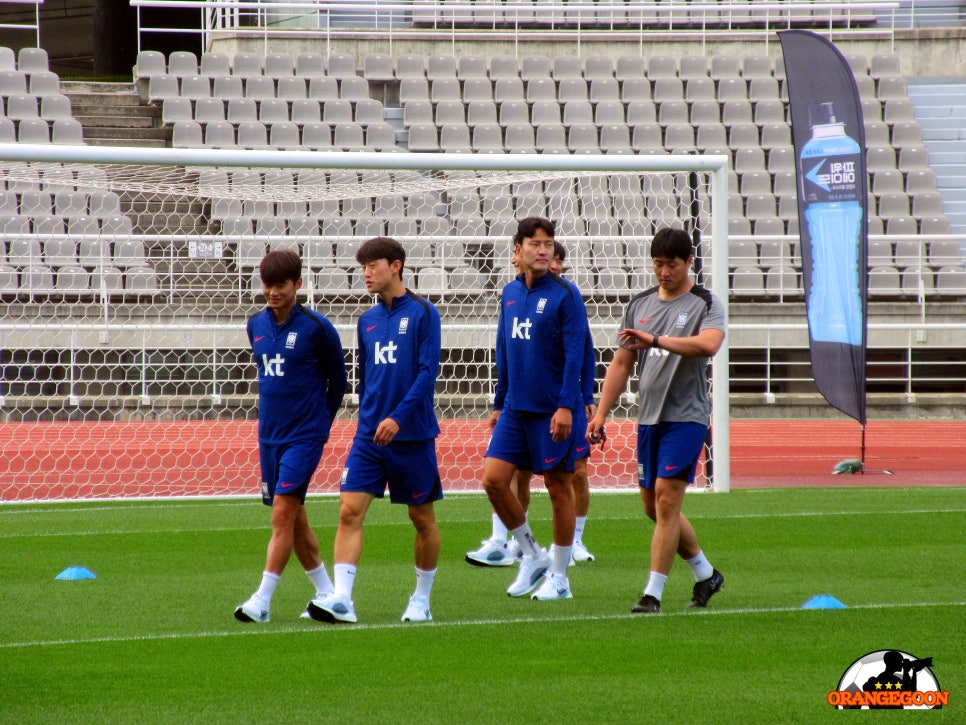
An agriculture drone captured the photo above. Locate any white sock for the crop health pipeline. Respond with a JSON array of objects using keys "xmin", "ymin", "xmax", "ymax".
[
  {"xmin": 552, "ymin": 544, "xmax": 572, "ymax": 576},
  {"xmin": 685, "ymin": 551, "xmax": 714, "ymax": 582},
  {"xmin": 491, "ymin": 512, "xmax": 508, "ymax": 542},
  {"xmin": 255, "ymin": 571, "xmax": 281, "ymax": 603},
  {"xmin": 414, "ymin": 567, "xmax": 436, "ymax": 601},
  {"xmin": 643, "ymin": 571, "xmax": 668, "ymax": 601},
  {"xmin": 574, "ymin": 516, "xmax": 587, "ymax": 544},
  {"xmin": 333, "ymin": 563, "xmax": 357, "ymax": 600},
  {"xmin": 509, "ymin": 522, "xmax": 541, "ymax": 557},
  {"xmin": 305, "ymin": 563, "xmax": 333, "ymax": 596}
]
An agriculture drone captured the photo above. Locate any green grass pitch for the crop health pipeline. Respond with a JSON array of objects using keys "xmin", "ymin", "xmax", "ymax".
[{"xmin": 1, "ymin": 487, "xmax": 963, "ymax": 724}]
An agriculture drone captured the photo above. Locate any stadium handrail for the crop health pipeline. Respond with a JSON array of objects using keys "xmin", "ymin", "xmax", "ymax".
[
  {"xmin": 129, "ymin": 1, "xmax": 903, "ymax": 54},
  {"xmin": 1, "ymin": 320, "xmax": 962, "ymax": 406},
  {"xmin": 0, "ymin": 0, "xmax": 42, "ymax": 48}
]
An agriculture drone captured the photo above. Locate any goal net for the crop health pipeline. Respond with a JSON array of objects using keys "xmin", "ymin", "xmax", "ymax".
[{"xmin": 0, "ymin": 144, "xmax": 730, "ymax": 501}]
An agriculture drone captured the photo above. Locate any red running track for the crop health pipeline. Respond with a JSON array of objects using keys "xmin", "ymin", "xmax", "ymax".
[{"xmin": 1, "ymin": 419, "xmax": 962, "ymax": 501}]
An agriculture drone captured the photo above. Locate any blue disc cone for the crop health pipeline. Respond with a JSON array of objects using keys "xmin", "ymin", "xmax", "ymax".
[
  {"xmin": 55, "ymin": 566, "xmax": 96, "ymax": 580},
  {"xmin": 802, "ymin": 594, "xmax": 846, "ymax": 609}
]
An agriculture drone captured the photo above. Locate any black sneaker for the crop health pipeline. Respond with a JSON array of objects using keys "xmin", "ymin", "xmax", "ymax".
[
  {"xmin": 631, "ymin": 594, "xmax": 662, "ymax": 614},
  {"xmin": 688, "ymin": 569, "xmax": 724, "ymax": 608}
]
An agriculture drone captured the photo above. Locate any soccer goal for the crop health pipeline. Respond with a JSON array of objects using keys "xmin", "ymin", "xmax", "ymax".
[{"xmin": 0, "ymin": 143, "xmax": 730, "ymax": 500}]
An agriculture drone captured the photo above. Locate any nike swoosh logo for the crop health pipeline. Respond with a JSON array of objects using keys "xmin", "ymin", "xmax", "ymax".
[
  {"xmin": 576, "ymin": 445, "xmax": 588, "ymax": 453},
  {"xmin": 254, "ymin": 336, "xmax": 266, "ymax": 342},
  {"xmin": 664, "ymin": 465, "xmax": 677, "ymax": 471},
  {"xmin": 507, "ymin": 300, "xmax": 516, "ymax": 305},
  {"xmin": 279, "ymin": 481, "xmax": 297, "ymax": 489},
  {"xmin": 412, "ymin": 490, "xmax": 429, "ymax": 500},
  {"xmin": 639, "ymin": 318, "xmax": 652, "ymax": 323},
  {"xmin": 544, "ymin": 457, "xmax": 558, "ymax": 465},
  {"xmin": 366, "ymin": 325, "xmax": 377, "ymax": 332}
]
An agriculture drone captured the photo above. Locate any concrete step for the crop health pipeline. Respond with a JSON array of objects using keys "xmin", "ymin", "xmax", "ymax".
[
  {"xmin": 72, "ymin": 115, "xmax": 158, "ymax": 129},
  {"xmin": 70, "ymin": 96, "xmax": 161, "ymax": 118},
  {"xmin": 928, "ymin": 150, "xmax": 966, "ymax": 164},
  {"xmin": 60, "ymin": 81, "xmax": 136, "ymax": 94},
  {"xmin": 912, "ymin": 105, "xmax": 966, "ymax": 119},
  {"xmin": 82, "ymin": 126, "xmax": 169, "ymax": 141},
  {"xmin": 64, "ymin": 92, "xmax": 143, "ymax": 109},
  {"xmin": 85, "ymin": 138, "xmax": 168, "ymax": 148}
]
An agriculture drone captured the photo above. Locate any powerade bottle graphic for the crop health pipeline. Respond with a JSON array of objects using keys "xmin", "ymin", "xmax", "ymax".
[{"xmin": 800, "ymin": 101, "xmax": 864, "ymax": 345}]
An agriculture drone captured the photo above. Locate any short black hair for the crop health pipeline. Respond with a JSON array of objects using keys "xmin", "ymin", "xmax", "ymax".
[
  {"xmin": 259, "ymin": 249, "xmax": 302, "ymax": 286},
  {"xmin": 513, "ymin": 216, "xmax": 555, "ymax": 246},
  {"xmin": 553, "ymin": 240, "xmax": 567, "ymax": 262},
  {"xmin": 356, "ymin": 236, "xmax": 406, "ymax": 279},
  {"xmin": 650, "ymin": 227, "xmax": 694, "ymax": 262}
]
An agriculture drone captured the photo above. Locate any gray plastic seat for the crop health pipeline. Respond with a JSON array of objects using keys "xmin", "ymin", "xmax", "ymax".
[
  {"xmin": 200, "ymin": 52, "xmax": 231, "ymax": 78},
  {"xmin": 172, "ymin": 120, "xmax": 204, "ymax": 148},
  {"xmin": 264, "ymin": 52, "xmax": 295, "ymax": 78},
  {"xmin": 290, "ymin": 99, "xmax": 321, "ymax": 125},
  {"xmin": 276, "ymin": 76, "xmax": 307, "ymax": 101},
  {"xmin": 18, "ymin": 47, "xmax": 49, "ymax": 73},
  {"xmin": 232, "ymin": 52, "xmax": 263, "ymax": 79},
  {"xmin": 51, "ymin": 119, "xmax": 84, "ymax": 145},
  {"xmin": 296, "ymin": 53, "xmax": 325, "ymax": 78}
]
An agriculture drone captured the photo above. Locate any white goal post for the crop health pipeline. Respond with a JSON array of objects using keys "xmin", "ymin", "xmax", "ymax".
[{"xmin": 0, "ymin": 142, "xmax": 730, "ymax": 499}]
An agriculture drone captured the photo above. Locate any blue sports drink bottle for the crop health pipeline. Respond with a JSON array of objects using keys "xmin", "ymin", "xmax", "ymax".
[{"xmin": 799, "ymin": 101, "xmax": 864, "ymax": 346}]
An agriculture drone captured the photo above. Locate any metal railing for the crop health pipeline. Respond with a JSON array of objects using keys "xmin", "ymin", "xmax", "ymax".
[
  {"xmin": 129, "ymin": 1, "xmax": 905, "ymax": 55},
  {"xmin": 1, "ymin": 319, "xmax": 964, "ymax": 406},
  {"xmin": 0, "ymin": 0, "xmax": 42, "ymax": 47}
]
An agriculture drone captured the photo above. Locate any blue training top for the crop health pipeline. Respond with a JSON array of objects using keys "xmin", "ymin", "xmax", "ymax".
[
  {"xmin": 356, "ymin": 290, "xmax": 442, "ymax": 442},
  {"xmin": 247, "ymin": 304, "xmax": 348, "ymax": 445},
  {"xmin": 494, "ymin": 272, "xmax": 589, "ymax": 415}
]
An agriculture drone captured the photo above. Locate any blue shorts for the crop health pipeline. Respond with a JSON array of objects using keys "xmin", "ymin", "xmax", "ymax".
[
  {"xmin": 572, "ymin": 405, "xmax": 591, "ymax": 462},
  {"xmin": 636, "ymin": 421, "xmax": 708, "ymax": 489},
  {"xmin": 486, "ymin": 407, "xmax": 577, "ymax": 474},
  {"xmin": 340, "ymin": 437, "xmax": 443, "ymax": 506},
  {"xmin": 258, "ymin": 438, "xmax": 325, "ymax": 506}
]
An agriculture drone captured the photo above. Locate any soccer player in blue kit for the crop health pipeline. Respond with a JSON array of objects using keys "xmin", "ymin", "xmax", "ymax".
[
  {"xmin": 481, "ymin": 217, "xmax": 590, "ymax": 600},
  {"xmin": 466, "ymin": 240, "xmax": 599, "ymax": 566},
  {"xmin": 234, "ymin": 250, "xmax": 347, "ymax": 623},
  {"xmin": 308, "ymin": 237, "xmax": 443, "ymax": 624},
  {"xmin": 587, "ymin": 227, "xmax": 725, "ymax": 614}
]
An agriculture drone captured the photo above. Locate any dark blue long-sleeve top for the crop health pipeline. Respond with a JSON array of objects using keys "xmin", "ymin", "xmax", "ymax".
[
  {"xmin": 247, "ymin": 304, "xmax": 347, "ymax": 445},
  {"xmin": 493, "ymin": 272, "xmax": 589, "ymax": 414},
  {"xmin": 355, "ymin": 290, "xmax": 441, "ymax": 441}
]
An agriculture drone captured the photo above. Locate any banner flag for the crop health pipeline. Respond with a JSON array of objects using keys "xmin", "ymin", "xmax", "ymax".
[{"xmin": 779, "ymin": 30, "xmax": 868, "ymax": 424}]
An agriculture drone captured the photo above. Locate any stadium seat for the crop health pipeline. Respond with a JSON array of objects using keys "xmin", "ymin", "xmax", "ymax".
[
  {"xmin": 294, "ymin": 53, "xmax": 324, "ymax": 79},
  {"xmin": 265, "ymin": 53, "xmax": 295, "ymax": 79},
  {"xmin": 935, "ymin": 266, "xmax": 966, "ymax": 296},
  {"xmin": 20, "ymin": 264, "xmax": 55, "ymax": 294},
  {"xmin": 125, "ymin": 266, "xmax": 159, "ymax": 293},
  {"xmin": 732, "ymin": 266, "xmax": 765, "ymax": 297},
  {"xmin": 200, "ymin": 52, "xmax": 230, "ymax": 78},
  {"xmin": 276, "ymin": 76, "xmax": 307, "ymax": 101}
]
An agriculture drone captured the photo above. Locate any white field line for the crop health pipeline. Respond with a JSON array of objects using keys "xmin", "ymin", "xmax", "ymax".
[
  {"xmin": 1, "ymin": 505, "xmax": 964, "ymax": 539},
  {"xmin": 2, "ymin": 600, "xmax": 963, "ymax": 652}
]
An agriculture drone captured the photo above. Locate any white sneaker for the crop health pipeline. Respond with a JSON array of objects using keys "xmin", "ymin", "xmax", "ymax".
[
  {"xmin": 234, "ymin": 594, "xmax": 270, "ymax": 623},
  {"xmin": 507, "ymin": 549, "xmax": 551, "ymax": 597},
  {"xmin": 301, "ymin": 591, "xmax": 333, "ymax": 619},
  {"xmin": 306, "ymin": 592, "xmax": 357, "ymax": 623},
  {"xmin": 507, "ymin": 537, "xmax": 523, "ymax": 561},
  {"xmin": 531, "ymin": 572, "xmax": 573, "ymax": 601},
  {"xmin": 465, "ymin": 537, "xmax": 516, "ymax": 567},
  {"xmin": 572, "ymin": 541, "xmax": 596, "ymax": 562},
  {"xmin": 549, "ymin": 543, "xmax": 576, "ymax": 567},
  {"xmin": 401, "ymin": 595, "xmax": 432, "ymax": 622}
]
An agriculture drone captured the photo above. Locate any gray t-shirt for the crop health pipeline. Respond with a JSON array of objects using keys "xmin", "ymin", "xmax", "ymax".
[{"xmin": 620, "ymin": 284, "xmax": 726, "ymax": 426}]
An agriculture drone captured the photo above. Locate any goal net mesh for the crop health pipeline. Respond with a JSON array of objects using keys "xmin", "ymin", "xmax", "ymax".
[{"xmin": 0, "ymin": 153, "xmax": 722, "ymax": 501}]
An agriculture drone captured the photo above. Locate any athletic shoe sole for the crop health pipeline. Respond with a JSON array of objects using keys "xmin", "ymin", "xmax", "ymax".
[
  {"xmin": 306, "ymin": 600, "xmax": 357, "ymax": 624},
  {"xmin": 465, "ymin": 553, "xmax": 516, "ymax": 567}
]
